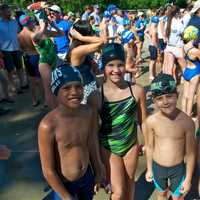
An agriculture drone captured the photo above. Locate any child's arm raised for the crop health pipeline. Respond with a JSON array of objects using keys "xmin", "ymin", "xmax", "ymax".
[{"xmin": 180, "ymin": 118, "xmax": 196, "ymax": 196}]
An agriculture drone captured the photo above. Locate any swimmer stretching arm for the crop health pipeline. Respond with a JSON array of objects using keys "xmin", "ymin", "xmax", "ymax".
[
  {"xmin": 70, "ymin": 28, "xmax": 107, "ymax": 44},
  {"xmin": 180, "ymin": 119, "xmax": 196, "ymax": 196},
  {"xmin": 46, "ymin": 20, "xmax": 65, "ymax": 37},
  {"xmin": 32, "ymin": 20, "xmax": 64, "ymax": 44},
  {"xmin": 38, "ymin": 120, "xmax": 74, "ymax": 200},
  {"xmin": 197, "ymin": 86, "xmax": 200, "ymax": 196},
  {"xmin": 32, "ymin": 20, "xmax": 48, "ymax": 43}
]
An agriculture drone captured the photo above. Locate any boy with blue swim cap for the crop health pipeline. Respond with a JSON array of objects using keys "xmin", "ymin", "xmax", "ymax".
[
  {"xmin": 144, "ymin": 73, "xmax": 196, "ymax": 200},
  {"xmin": 38, "ymin": 64, "xmax": 105, "ymax": 200},
  {"xmin": 146, "ymin": 14, "xmax": 159, "ymax": 81}
]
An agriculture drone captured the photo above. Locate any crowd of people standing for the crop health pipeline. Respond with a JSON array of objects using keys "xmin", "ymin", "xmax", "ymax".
[{"xmin": 0, "ymin": 1, "xmax": 200, "ymax": 200}]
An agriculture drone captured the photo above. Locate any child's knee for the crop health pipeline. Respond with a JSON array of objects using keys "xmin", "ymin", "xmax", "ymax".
[
  {"xmin": 111, "ymin": 185, "xmax": 126, "ymax": 200},
  {"xmin": 157, "ymin": 190, "xmax": 168, "ymax": 197}
]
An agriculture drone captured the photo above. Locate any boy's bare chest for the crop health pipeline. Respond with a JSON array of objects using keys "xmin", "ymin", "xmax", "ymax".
[
  {"xmin": 154, "ymin": 120, "xmax": 185, "ymax": 139},
  {"xmin": 55, "ymin": 117, "xmax": 90, "ymax": 146}
]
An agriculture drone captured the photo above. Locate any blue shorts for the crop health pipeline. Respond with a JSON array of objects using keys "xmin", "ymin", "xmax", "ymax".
[
  {"xmin": 149, "ymin": 45, "xmax": 158, "ymax": 61},
  {"xmin": 152, "ymin": 160, "xmax": 185, "ymax": 197},
  {"xmin": 158, "ymin": 39, "xmax": 167, "ymax": 52},
  {"xmin": 24, "ymin": 55, "xmax": 40, "ymax": 77},
  {"xmin": 53, "ymin": 166, "xmax": 94, "ymax": 200}
]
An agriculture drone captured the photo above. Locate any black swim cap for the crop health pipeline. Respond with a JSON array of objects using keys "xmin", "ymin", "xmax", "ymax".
[
  {"xmin": 151, "ymin": 73, "xmax": 176, "ymax": 97},
  {"xmin": 102, "ymin": 43, "xmax": 125, "ymax": 69}
]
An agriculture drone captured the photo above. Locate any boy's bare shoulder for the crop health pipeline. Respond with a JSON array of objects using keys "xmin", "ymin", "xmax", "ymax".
[
  {"xmin": 145, "ymin": 112, "xmax": 159, "ymax": 125},
  {"xmin": 178, "ymin": 109, "xmax": 195, "ymax": 129},
  {"xmin": 39, "ymin": 109, "xmax": 59, "ymax": 130}
]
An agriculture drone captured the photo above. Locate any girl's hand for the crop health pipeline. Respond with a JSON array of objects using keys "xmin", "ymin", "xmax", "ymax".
[{"xmin": 69, "ymin": 28, "xmax": 82, "ymax": 40}]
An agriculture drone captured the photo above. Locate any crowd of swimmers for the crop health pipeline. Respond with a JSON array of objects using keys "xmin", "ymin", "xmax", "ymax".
[{"xmin": 0, "ymin": 0, "xmax": 200, "ymax": 200}]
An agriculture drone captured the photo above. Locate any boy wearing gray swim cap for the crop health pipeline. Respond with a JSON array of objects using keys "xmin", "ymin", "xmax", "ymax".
[{"xmin": 144, "ymin": 73, "xmax": 196, "ymax": 200}]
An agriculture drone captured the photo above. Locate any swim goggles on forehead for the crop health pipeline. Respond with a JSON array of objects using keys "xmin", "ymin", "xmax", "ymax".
[{"xmin": 151, "ymin": 81, "xmax": 176, "ymax": 97}]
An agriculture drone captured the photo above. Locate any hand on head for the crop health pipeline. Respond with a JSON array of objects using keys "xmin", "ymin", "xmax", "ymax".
[{"xmin": 69, "ymin": 28, "xmax": 82, "ymax": 40}]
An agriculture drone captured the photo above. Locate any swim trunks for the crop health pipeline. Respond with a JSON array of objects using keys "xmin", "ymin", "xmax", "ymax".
[
  {"xmin": 53, "ymin": 166, "xmax": 94, "ymax": 200},
  {"xmin": 23, "ymin": 54, "xmax": 40, "ymax": 77},
  {"xmin": 152, "ymin": 160, "xmax": 186, "ymax": 197}
]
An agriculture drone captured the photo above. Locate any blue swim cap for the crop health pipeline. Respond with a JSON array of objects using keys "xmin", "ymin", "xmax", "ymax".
[
  {"xmin": 121, "ymin": 30, "xmax": 135, "ymax": 44},
  {"xmin": 107, "ymin": 4, "xmax": 118, "ymax": 13},
  {"xmin": 151, "ymin": 16, "xmax": 159, "ymax": 24},
  {"xmin": 19, "ymin": 14, "xmax": 33, "ymax": 26},
  {"xmin": 123, "ymin": 18, "xmax": 131, "ymax": 26},
  {"xmin": 103, "ymin": 10, "xmax": 111, "ymax": 19},
  {"xmin": 51, "ymin": 64, "xmax": 83, "ymax": 96}
]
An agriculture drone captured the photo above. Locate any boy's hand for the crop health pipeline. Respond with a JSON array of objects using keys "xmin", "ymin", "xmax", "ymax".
[
  {"xmin": 145, "ymin": 170, "xmax": 153, "ymax": 182},
  {"xmin": 94, "ymin": 163, "xmax": 107, "ymax": 194},
  {"xmin": 180, "ymin": 179, "xmax": 191, "ymax": 196},
  {"xmin": 0, "ymin": 145, "xmax": 11, "ymax": 160}
]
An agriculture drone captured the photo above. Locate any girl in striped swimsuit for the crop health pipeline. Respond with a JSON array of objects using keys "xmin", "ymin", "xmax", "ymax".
[{"xmin": 89, "ymin": 43, "xmax": 147, "ymax": 200}]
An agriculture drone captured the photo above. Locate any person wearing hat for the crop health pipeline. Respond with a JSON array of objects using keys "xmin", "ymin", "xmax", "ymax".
[
  {"xmin": 66, "ymin": 11, "xmax": 75, "ymax": 27},
  {"xmin": 89, "ymin": 43, "xmax": 147, "ymax": 200},
  {"xmin": 107, "ymin": 4, "xmax": 118, "ymax": 16},
  {"xmin": 107, "ymin": 17, "xmax": 118, "ymax": 43},
  {"xmin": 49, "ymin": 5, "xmax": 71, "ymax": 64},
  {"xmin": 145, "ymin": 15, "xmax": 159, "ymax": 81},
  {"xmin": 135, "ymin": 11, "xmax": 146, "ymax": 63},
  {"xmin": 121, "ymin": 30, "xmax": 138, "ymax": 82},
  {"xmin": 90, "ymin": 5, "xmax": 101, "ymax": 26},
  {"xmin": 99, "ymin": 10, "xmax": 111, "ymax": 39},
  {"xmin": 144, "ymin": 73, "xmax": 196, "ymax": 200},
  {"xmin": 188, "ymin": 0, "xmax": 200, "ymax": 49},
  {"xmin": 18, "ymin": 14, "xmax": 42, "ymax": 107},
  {"xmin": 181, "ymin": 25, "xmax": 200, "ymax": 116},
  {"xmin": 38, "ymin": 64, "xmax": 105, "ymax": 200},
  {"xmin": 31, "ymin": 12, "xmax": 64, "ymax": 108},
  {"xmin": 0, "ymin": 4, "xmax": 26, "ymax": 94},
  {"xmin": 81, "ymin": 5, "xmax": 93, "ymax": 21}
]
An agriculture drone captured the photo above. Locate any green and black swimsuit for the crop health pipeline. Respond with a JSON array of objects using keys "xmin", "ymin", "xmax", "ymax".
[{"xmin": 99, "ymin": 82, "xmax": 138, "ymax": 156}]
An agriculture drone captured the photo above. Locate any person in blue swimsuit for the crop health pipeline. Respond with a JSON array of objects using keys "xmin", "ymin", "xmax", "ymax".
[{"xmin": 182, "ymin": 26, "xmax": 200, "ymax": 116}]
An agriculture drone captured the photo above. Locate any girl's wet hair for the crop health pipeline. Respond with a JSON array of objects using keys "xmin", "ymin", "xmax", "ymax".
[
  {"xmin": 67, "ymin": 20, "xmax": 94, "ymax": 63},
  {"xmin": 72, "ymin": 20, "xmax": 94, "ymax": 36}
]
